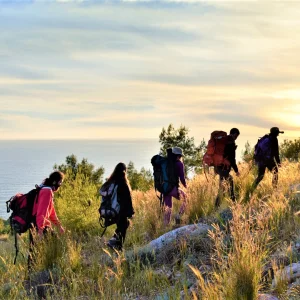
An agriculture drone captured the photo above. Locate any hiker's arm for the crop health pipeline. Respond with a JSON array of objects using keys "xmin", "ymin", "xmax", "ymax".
[
  {"xmin": 35, "ymin": 189, "xmax": 52, "ymax": 234},
  {"xmin": 48, "ymin": 203, "xmax": 65, "ymax": 233},
  {"xmin": 124, "ymin": 184, "xmax": 134, "ymax": 217},
  {"xmin": 229, "ymin": 145, "xmax": 239, "ymax": 173},
  {"xmin": 177, "ymin": 162, "xmax": 187, "ymax": 188},
  {"xmin": 274, "ymin": 139, "xmax": 281, "ymax": 164}
]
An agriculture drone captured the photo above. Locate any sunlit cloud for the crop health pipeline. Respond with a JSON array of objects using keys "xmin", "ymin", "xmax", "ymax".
[{"xmin": 0, "ymin": 1, "xmax": 299, "ymax": 144}]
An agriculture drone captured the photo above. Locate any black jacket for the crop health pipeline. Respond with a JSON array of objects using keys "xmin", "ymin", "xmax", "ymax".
[
  {"xmin": 224, "ymin": 135, "xmax": 239, "ymax": 173},
  {"xmin": 116, "ymin": 181, "xmax": 134, "ymax": 218}
]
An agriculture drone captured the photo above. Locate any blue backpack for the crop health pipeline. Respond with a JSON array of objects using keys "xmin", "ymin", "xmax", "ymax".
[
  {"xmin": 151, "ymin": 152, "xmax": 178, "ymax": 205},
  {"xmin": 254, "ymin": 135, "xmax": 272, "ymax": 164}
]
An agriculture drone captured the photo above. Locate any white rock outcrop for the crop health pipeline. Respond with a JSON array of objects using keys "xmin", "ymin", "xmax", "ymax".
[
  {"xmin": 145, "ymin": 223, "xmax": 212, "ymax": 252},
  {"xmin": 272, "ymin": 262, "xmax": 300, "ymax": 287}
]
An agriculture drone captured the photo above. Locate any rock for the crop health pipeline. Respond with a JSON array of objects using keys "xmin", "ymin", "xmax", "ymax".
[
  {"xmin": 218, "ymin": 208, "xmax": 233, "ymax": 226},
  {"xmin": 144, "ymin": 223, "xmax": 212, "ymax": 253},
  {"xmin": 290, "ymin": 184, "xmax": 300, "ymax": 192},
  {"xmin": 257, "ymin": 294, "xmax": 279, "ymax": 300},
  {"xmin": 290, "ymin": 184, "xmax": 300, "ymax": 201},
  {"xmin": 272, "ymin": 263, "xmax": 300, "ymax": 287}
]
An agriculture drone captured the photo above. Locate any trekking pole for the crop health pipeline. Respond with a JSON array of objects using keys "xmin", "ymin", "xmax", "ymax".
[
  {"xmin": 13, "ymin": 231, "xmax": 19, "ymax": 265},
  {"xmin": 203, "ymin": 161, "xmax": 209, "ymax": 183},
  {"xmin": 100, "ymin": 227, "xmax": 107, "ymax": 238}
]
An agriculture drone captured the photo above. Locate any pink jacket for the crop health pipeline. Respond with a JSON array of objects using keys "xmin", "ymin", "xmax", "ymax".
[{"xmin": 32, "ymin": 187, "xmax": 61, "ymax": 233}]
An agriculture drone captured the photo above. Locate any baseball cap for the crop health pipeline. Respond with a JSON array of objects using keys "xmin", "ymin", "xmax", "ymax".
[
  {"xmin": 270, "ymin": 127, "xmax": 284, "ymax": 134},
  {"xmin": 172, "ymin": 147, "xmax": 184, "ymax": 156}
]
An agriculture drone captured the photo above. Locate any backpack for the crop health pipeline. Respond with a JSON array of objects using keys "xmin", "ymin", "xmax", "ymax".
[
  {"xmin": 203, "ymin": 131, "xmax": 230, "ymax": 167},
  {"xmin": 98, "ymin": 182, "xmax": 120, "ymax": 235},
  {"xmin": 151, "ymin": 152, "xmax": 178, "ymax": 205},
  {"xmin": 6, "ymin": 185, "xmax": 41, "ymax": 264},
  {"xmin": 254, "ymin": 135, "xmax": 272, "ymax": 164},
  {"xmin": 6, "ymin": 185, "xmax": 41, "ymax": 234}
]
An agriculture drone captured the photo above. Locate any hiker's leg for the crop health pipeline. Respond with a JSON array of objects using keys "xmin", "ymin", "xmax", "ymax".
[
  {"xmin": 28, "ymin": 229, "xmax": 34, "ymax": 271},
  {"xmin": 114, "ymin": 217, "xmax": 129, "ymax": 249},
  {"xmin": 269, "ymin": 165, "xmax": 278, "ymax": 188},
  {"xmin": 28, "ymin": 226, "xmax": 39, "ymax": 271},
  {"xmin": 164, "ymin": 206, "xmax": 172, "ymax": 225},
  {"xmin": 163, "ymin": 187, "xmax": 178, "ymax": 225},
  {"xmin": 253, "ymin": 164, "xmax": 266, "ymax": 189},
  {"xmin": 227, "ymin": 174, "xmax": 235, "ymax": 201},
  {"xmin": 178, "ymin": 189, "xmax": 187, "ymax": 215},
  {"xmin": 215, "ymin": 167, "xmax": 225, "ymax": 207}
]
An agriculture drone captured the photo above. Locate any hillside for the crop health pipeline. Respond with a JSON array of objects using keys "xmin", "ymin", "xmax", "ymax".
[{"xmin": 1, "ymin": 161, "xmax": 300, "ymax": 299}]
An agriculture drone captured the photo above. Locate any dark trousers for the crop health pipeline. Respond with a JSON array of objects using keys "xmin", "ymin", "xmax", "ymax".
[
  {"xmin": 215, "ymin": 166, "xmax": 235, "ymax": 207},
  {"xmin": 114, "ymin": 216, "xmax": 129, "ymax": 247},
  {"xmin": 253, "ymin": 163, "xmax": 278, "ymax": 189}
]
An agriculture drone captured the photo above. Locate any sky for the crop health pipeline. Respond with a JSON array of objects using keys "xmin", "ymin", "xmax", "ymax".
[{"xmin": 0, "ymin": 0, "xmax": 300, "ymax": 150}]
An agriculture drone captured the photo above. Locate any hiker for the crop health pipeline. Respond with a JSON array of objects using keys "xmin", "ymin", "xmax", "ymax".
[
  {"xmin": 105, "ymin": 162, "xmax": 134, "ymax": 251},
  {"xmin": 31, "ymin": 171, "xmax": 65, "ymax": 236},
  {"xmin": 163, "ymin": 147, "xmax": 187, "ymax": 225},
  {"xmin": 215, "ymin": 128, "xmax": 240, "ymax": 207},
  {"xmin": 252, "ymin": 127, "xmax": 284, "ymax": 189},
  {"xmin": 28, "ymin": 171, "xmax": 65, "ymax": 268}
]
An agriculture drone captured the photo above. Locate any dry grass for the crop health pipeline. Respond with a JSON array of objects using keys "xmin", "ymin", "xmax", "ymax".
[{"xmin": 1, "ymin": 161, "xmax": 300, "ymax": 299}]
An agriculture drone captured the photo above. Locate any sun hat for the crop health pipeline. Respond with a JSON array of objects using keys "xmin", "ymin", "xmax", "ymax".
[
  {"xmin": 270, "ymin": 127, "xmax": 284, "ymax": 134},
  {"xmin": 172, "ymin": 147, "xmax": 184, "ymax": 156}
]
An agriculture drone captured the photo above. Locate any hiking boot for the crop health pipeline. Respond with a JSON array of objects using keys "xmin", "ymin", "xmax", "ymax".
[
  {"xmin": 175, "ymin": 214, "xmax": 181, "ymax": 225},
  {"xmin": 106, "ymin": 237, "xmax": 122, "ymax": 251}
]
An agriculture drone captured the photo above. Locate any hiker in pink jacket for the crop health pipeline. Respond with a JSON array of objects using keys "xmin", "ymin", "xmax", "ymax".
[
  {"xmin": 28, "ymin": 171, "xmax": 65, "ymax": 269},
  {"xmin": 32, "ymin": 171, "xmax": 65, "ymax": 235},
  {"xmin": 163, "ymin": 147, "xmax": 187, "ymax": 225}
]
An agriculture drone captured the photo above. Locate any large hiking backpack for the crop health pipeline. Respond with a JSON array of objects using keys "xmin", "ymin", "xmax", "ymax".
[
  {"xmin": 6, "ymin": 185, "xmax": 41, "ymax": 234},
  {"xmin": 98, "ymin": 183, "xmax": 120, "ymax": 235},
  {"xmin": 6, "ymin": 185, "xmax": 41, "ymax": 264},
  {"xmin": 203, "ymin": 131, "xmax": 230, "ymax": 167},
  {"xmin": 254, "ymin": 135, "xmax": 272, "ymax": 164},
  {"xmin": 151, "ymin": 153, "xmax": 178, "ymax": 205}
]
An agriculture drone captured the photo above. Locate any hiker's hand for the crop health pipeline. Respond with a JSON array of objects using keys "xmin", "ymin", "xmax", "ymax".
[
  {"xmin": 236, "ymin": 171, "xmax": 240, "ymax": 177},
  {"xmin": 59, "ymin": 225, "xmax": 65, "ymax": 234}
]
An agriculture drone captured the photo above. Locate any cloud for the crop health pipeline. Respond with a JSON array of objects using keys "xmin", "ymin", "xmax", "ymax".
[{"xmin": 1, "ymin": 1, "xmax": 300, "ymax": 141}]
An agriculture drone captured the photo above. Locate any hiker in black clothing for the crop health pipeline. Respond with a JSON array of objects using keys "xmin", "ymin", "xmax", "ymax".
[
  {"xmin": 215, "ymin": 128, "xmax": 240, "ymax": 207},
  {"xmin": 106, "ymin": 162, "xmax": 134, "ymax": 251},
  {"xmin": 252, "ymin": 127, "xmax": 284, "ymax": 189}
]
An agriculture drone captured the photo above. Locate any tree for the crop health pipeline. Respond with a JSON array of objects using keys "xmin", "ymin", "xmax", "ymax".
[
  {"xmin": 159, "ymin": 124, "xmax": 206, "ymax": 175},
  {"xmin": 241, "ymin": 141, "xmax": 254, "ymax": 163},
  {"xmin": 280, "ymin": 138, "xmax": 300, "ymax": 161},
  {"xmin": 127, "ymin": 161, "xmax": 153, "ymax": 192},
  {"xmin": 54, "ymin": 154, "xmax": 105, "ymax": 186}
]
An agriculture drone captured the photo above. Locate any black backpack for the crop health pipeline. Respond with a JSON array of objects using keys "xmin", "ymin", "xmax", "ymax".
[
  {"xmin": 6, "ymin": 185, "xmax": 41, "ymax": 264},
  {"xmin": 254, "ymin": 135, "xmax": 272, "ymax": 164},
  {"xmin": 98, "ymin": 182, "xmax": 120, "ymax": 236},
  {"xmin": 151, "ymin": 149, "xmax": 178, "ymax": 205}
]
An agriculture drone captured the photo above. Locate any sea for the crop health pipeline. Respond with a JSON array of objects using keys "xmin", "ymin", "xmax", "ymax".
[{"xmin": 0, "ymin": 139, "xmax": 160, "ymax": 219}]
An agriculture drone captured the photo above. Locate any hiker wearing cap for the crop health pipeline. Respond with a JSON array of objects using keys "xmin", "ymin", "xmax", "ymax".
[
  {"xmin": 252, "ymin": 127, "xmax": 284, "ymax": 189},
  {"xmin": 215, "ymin": 128, "xmax": 240, "ymax": 207},
  {"xmin": 163, "ymin": 147, "xmax": 187, "ymax": 225}
]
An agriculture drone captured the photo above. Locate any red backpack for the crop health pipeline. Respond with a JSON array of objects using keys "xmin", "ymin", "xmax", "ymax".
[
  {"xmin": 6, "ymin": 186, "xmax": 41, "ymax": 234},
  {"xmin": 6, "ymin": 185, "xmax": 41, "ymax": 264},
  {"xmin": 203, "ymin": 131, "xmax": 230, "ymax": 167}
]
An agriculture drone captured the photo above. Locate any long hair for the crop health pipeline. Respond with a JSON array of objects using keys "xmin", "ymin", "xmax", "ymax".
[
  {"xmin": 105, "ymin": 162, "xmax": 130, "ymax": 189},
  {"xmin": 43, "ymin": 171, "xmax": 64, "ymax": 187}
]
